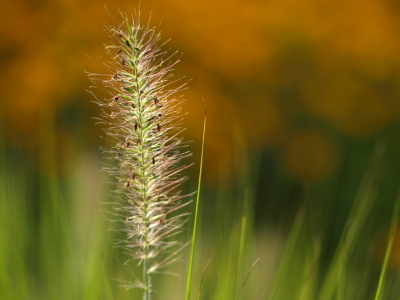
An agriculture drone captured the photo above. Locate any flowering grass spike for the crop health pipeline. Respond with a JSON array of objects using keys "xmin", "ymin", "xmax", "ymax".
[{"xmin": 88, "ymin": 13, "xmax": 193, "ymax": 300}]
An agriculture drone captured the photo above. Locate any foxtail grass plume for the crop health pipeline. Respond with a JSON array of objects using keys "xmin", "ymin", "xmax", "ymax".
[{"xmin": 87, "ymin": 12, "xmax": 193, "ymax": 299}]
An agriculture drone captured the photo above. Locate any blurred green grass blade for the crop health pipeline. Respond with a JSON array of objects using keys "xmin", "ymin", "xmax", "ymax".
[
  {"xmin": 236, "ymin": 189, "xmax": 248, "ymax": 300},
  {"xmin": 268, "ymin": 207, "xmax": 305, "ymax": 300},
  {"xmin": 198, "ymin": 258, "xmax": 211, "ymax": 300},
  {"xmin": 373, "ymin": 187, "xmax": 400, "ymax": 300},
  {"xmin": 0, "ymin": 119, "xmax": 32, "ymax": 298},
  {"xmin": 298, "ymin": 241, "xmax": 320, "ymax": 300},
  {"xmin": 237, "ymin": 258, "xmax": 259, "ymax": 300},
  {"xmin": 319, "ymin": 142, "xmax": 385, "ymax": 300},
  {"xmin": 185, "ymin": 109, "xmax": 206, "ymax": 300}
]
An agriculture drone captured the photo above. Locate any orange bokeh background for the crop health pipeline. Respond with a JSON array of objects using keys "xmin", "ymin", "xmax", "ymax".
[{"xmin": 1, "ymin": 0, "xmax": 400, "ymax": 181}]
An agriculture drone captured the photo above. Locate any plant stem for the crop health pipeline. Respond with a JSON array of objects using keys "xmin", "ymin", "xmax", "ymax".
[
  {"xmin": 138, "ymin": 91, "xmax": 152, "ymax": 300},
  {"xmin": 185, "ymin": 110, "xmax": 206, "ymax": 300},
  {"xmin": 236, "ymin": 190, "xmax": 248, "ymax": 300},
  {"xmin": 374, "ymin": 188, "xmax": 400, "ymax": 300}
]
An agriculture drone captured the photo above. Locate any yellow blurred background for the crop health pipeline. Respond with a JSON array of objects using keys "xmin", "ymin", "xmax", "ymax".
[{"xmin": 2, "ymin": 0, "xmax": 400, "ymax": 182}]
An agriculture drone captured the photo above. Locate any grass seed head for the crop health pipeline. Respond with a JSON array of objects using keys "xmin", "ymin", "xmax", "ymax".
[{"xmin": 87, "ymin": 12, "xmax": 193, "ymax": 294}]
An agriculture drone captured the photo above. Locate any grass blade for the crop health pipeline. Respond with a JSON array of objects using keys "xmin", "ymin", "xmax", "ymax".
[
  {"xmin": 373, "ymin": 187, "xmax": 400, "ymax": 300},
  {"xmin": 236, "ymin": 189, "xmax": 249, "ymax": 299},
  {"xmin": 198, "ymin": 258, "xmax": 211, "ymax": 300},
  {"xmin": 185, "ymin": 107, "xmax": 207, "ymax": 300},
  {"xmin": 319, "ymin": 141, "xmax": 385, "ymax": 300},
  {"xmin": 268, "ymin": 207, "xmax": 306, "ymax": 300},
  {"xmin": 237, "ymin": 258, "xmax": 260, "ymax": 300}
]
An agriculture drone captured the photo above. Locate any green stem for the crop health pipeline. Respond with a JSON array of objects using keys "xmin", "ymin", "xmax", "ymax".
[
  {"xmin": 143, "ymin": 257, "xmax": 151, "ymax": 300},
  {"xmin": 185, "ymin": 110, "xmax": 206, "ymax": 300},
  {"xmin": 374, "ymin": 188, "xmax": 400, "ymax": 300},
  {"xmin": 236, "ymin": 190, "xmax": 248, "ymax": 300},
  {"xmin": 268, "ymin": 208, "xmax": 305, "ymax": 299},
  {"xmin": 135, "ymin": 60, "xmax": 151, "ymax": 300}
]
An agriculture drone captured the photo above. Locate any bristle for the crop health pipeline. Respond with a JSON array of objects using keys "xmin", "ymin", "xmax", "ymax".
[{"xmin": 88, "ymin": 12, "xmax": 192, "ymax": 299}]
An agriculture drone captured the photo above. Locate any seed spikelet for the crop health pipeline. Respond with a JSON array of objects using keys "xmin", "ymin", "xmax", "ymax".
[{"xmin": 87, "ymin": 12, "xmax": 193, "ymax": 297}]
